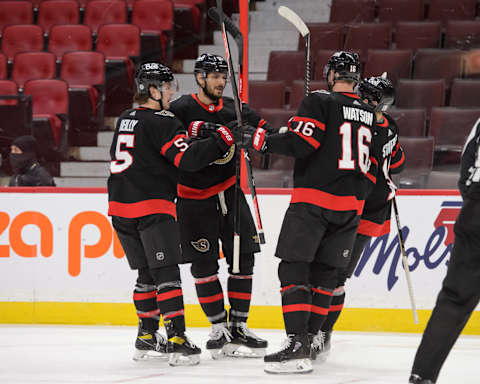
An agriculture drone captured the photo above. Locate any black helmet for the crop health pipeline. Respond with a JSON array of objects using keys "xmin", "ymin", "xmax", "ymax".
[
  {"xmin": 324, "ymin": 51, "xmax": 361, "ymax": 83},
  {"xmin": 135, "ymin": 62, "xmax": 174, "ymax": 95},
  {"xmin": 358, "ymin": 73, "xmax": 395, "ymax": 112},
  {"xmin": 194, "ymin": 53, "xmax": 228, "ymax": 76}
]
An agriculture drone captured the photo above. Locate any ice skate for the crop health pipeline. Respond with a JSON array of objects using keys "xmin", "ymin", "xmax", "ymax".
[
  {"xmin": 264, "ymin": 334, "xmax": 312, "ymax": 374},
  {"xmin": 225, "ymin": 322, "xmax": 267, "ymax": 358},
  {"xmin": 206, "ymin": 322, "xmax": 233, "ymax": 359},
  {"xmin": 167, "ymin": 333, "xmax": 201, "ymax": 366},
  {"xmin": 409, "ymin": 374, "xmax": 434, "ymax": 384},
  {"xmin": 310, "ymin": 330, "xmax": 331, "ymax": 363},
  {"xmin": 132, "ymin": 328, "xmax": 168, "ymax": 361}
]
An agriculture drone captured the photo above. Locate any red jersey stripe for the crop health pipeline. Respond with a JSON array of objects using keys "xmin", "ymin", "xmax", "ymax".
[
  {"xmin": 329, "ymin": 304, "xmax": 344, "ymax": 312},
  {"xmin": 174, "ymin": 151, "xmax": 184, "ymax": 167},
  {"xmin": 133, "ymin": 291, "xmax": 156, "ymax": 301},
  {"xmin": 192, "ymin": 93, "xmax": 224, "ymax": 112},
  {"xmin": 291, "ymin": 188, "xmax": 365, "ymax": 214},
  {"xmin": 178, "ymin": 175, "xmax": 236, "ymax": 199},
  {"xmin": 198, "ymin": 293, "xmax": 224, "ymax": 304},
  {"xmin": 390, "ymin": 152, "xmax": 405, "ymax": 169},
  {"xmin": 163, "ymin": 309, "xmax": 185, "ymax": 319},
  {"xmin": 156, "ymin": 289, "xmax": 183, "ymax": 302},
  {"xmin": 357, "ymin": 218, "xmax": 391, "ymax": 237},
  {"xmin": 282, "ymin": 304, "xmax": 311, "ymax": 313},
  {"xmin": 161, "ymin": 134, "xmax": 187, "ymax": 156},
  {"xmin": 228, "ymin": 292, "xmax": 252, "ymax": 300},
  {"xmin": 290, "ymin": 116, "xmax": 326, "ymax": 131},
  {"xmin": 365, "ymin": 171, "xmax": 376, "ymax": 184},
  {"xmin": 108, "ymin": 199, "xmax": 176, "ymax": 219}
]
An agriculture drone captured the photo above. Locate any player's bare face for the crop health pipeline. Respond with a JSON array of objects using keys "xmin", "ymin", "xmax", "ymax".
[
  {"xmin": 161, "ymin": 82, "xmax": 176, "ymax": 109},
  {"xmin": 205, "ymin": 72, "xmax": 227, "ymax": 100}
]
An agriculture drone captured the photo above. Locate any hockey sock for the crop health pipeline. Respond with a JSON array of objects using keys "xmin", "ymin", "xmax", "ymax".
[
  {"xmin": 133, "ymin": 282, "xmax": 160, "ymax": 331},
  {"xmin": 156, "ymin": 281, "xmax": 186, "ymax": 338},
  {"xmin": 194, "ymin": 274, "xmax": 227, "ymax": 324},
  {"xmin": 321, "ymin": 287, "xmax": 345, "ymax": 332},
  {"xmin": 281, "ymin": 284, "xmax": 312, "ymax": 335},
  {"xmin": 227, "ymin": 274, "xmax": 252, "ymax": 323},
  {"xmin": 307, "ymin": 286, "xmax": 334, "ymax": 335}
]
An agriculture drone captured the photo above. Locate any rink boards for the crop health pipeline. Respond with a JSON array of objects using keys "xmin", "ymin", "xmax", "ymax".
[{"xmin": 0, "ymin": 187, "xmax": 479, "ymax": 334}]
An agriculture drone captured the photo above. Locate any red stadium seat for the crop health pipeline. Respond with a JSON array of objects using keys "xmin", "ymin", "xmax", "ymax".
[
  {"xmin": 267, "ymin": 51, "xmax": 305, "ymax": 89},
  {"xmin": 395, "ymin": 79, "xmax": 445, "ymax": 113},
  {"xmin": 248, "ymin": 80, "xmax": 286, "ymax": 110},
  {"xmin": 0, "ymin": 53, "xmax": 6, "ymax": 79},
  {"xmin": 387, "ymin": 108, "xmax": 427, "ymax": 136},
  {"xmin": 427, "ymin": 0, "xmax": 476, "ymax": 24},
  {"xmin": 298, "ymin": 23, "xmax": 344, "ymax": 52},
  {"xmin": 449, "ymin": 78, "xmax": 480, "ymax": 107},
  {"xmin": 23, "ymin": 79, "xmax": 69, "ymax": 157},
  {"xmin": 84, "ymin": 0, "xmax": 127, "ymax": 34},
  {"xmin": 259, "ymin": 108, "xmax": 295, "ymax": 131},
  {"xmin": 426, "ymin": 171, "xmax": 459, "ymax": 188},
  {"xmin": 0, "ymin": 1, "xmax": 33, "ymax": 32},
  {"xmin": 48, "ymin": 25, "xmax": 93, "ymax": 61},
  {"xmin": 96, "ymin": 23, "xmax": 140, "ymax": 116},
  {"xmin": 377, "ymin": 0, "xmax": 425, "ymax": 24},
  {"xmin": 289, "ymin": 80, "xmax": 328, "ymax": 110},
  {"xmin": 413, "ymin": 49, "xmax": 463, "ymax": 86},
  {"xmin": 60, "ymin": 51, "xmax": 105, "ymax": 140},
  {"xmin": 0, "ymin": 79, "xmax": 19, "ymax": 106},
  {"xmin": 132, "ymin": 0, "xmax": 174, "ymax": 63},
  {"xmin": 11, "ymin": 52, "xmax": 56, "ymax": 89},
  {"xmin": 395, "ymin": 21, "xmax": 441, "ymax": 50},
  {"xmin": 1, "ymin": 25, "xmax": 44, "ymax": 62},
  {"xmin": 329, "ymin": 0, "xmax": 375, "ymax": 23},
  {"xmin": 394, "ymin": 136, "xmax": 434, "ymax": 188},
  {"xmin": 37, "ymin": 0, "xmax": 79, "ymax": 33},
  {"xmin": 444, "ymin": 20, "xmax": 480, "ymax": 49},
  {"xmin": 344, "ymin": 23, "xmax": 392, "ymax": 56},
  {"xmin": 314, "ymin": 49, "xmax": 337, "ymax": 80},
  {"xmin": 363, "ymin": 49, "xmax": 412, "ymax": 85}
]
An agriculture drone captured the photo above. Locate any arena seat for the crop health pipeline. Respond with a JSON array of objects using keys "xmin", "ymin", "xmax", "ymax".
[
  {"xmin": 37, "ymin": 0, "xmax": 79, "ymax": 33},
  {"xmin": 426, "ymin": 171, "xmax": 459, "ymax": 188},
  {"xmin": 313, "ymin": 49, "xmax": 337, "ymax": 80},
  {"xmin": 449, "ymin": 78, "xmax": 480, "ymax": 107},
  {"xmin": 11, "ymin": 52, "xmax": 57, "ymax": 89},
  {"xmin": 84, "ymin": 0, "xmax": 127, "ymax": 34},
  {"xmin": 0, "ymin": 80, "xmax": 20, "ymax": 106},
  {"xmin": 248, "ymin": 80, "xmax": 286, "ymax": 110},
  {"xmin": 48, "ymin": 24, "xmax": 93, "ymax": 62},
  {"xmin": 363, "ymin": 49, "xmax": 412, "ymax": 85},
  {"xmin": 427, "ymin": 0, "xmax": 476, "ymax": 24},
  {"xmin": 259, "ymin": 108, "xmax": 295, "ymax": 131},
  {"xmin": 0, "ymin": 1, "xmax": 33, "ymax": 33},
  {"xmin": 0, "ymin": 53, "xmax": 6, "ymax": 79},
  {"xmin": 329, "ymin": 0, "xmax": 375, "ymax": 23},
  {"xmin": 297, "ymin": 23, "xmax": 344, "ymax": 52},
  {"xmin": 377, "ymin": 0, "xmax": 425, "ymax": 24},
  {"xmin": 267, "ymin": 51, "xmax": 305, "ymax": 89},
  {"xmin": 344, "ymin": 23, "xmax": 392, "ymax": 56},
  {"xmin": 289, "ymin": 80, "xmax": 328, "ymax": 110},
  {"xmin": 1, "ymin": 25, "xmax": 44, "ymax": 62},
  {"xmin": 387, "ymin": 108, "xmax": 427, "ymax": 137},
  {"xmin": 394, "ymin": 136, "xmax": 434, "ymax": 188},
  {"xmin": 444, "ymin": 20, "xmax": 480, "ymax": 50},
  {"xmin": 395, "ymin": 79, "xmax": 445, "ymax": 113},
  {"xmin": 96, "ymin": 23, "xmax": 140, "ymax": 116},
  {"xmin": 395, "ymin": 21, "xmax": 441, "ymax": 50},
  {"xmin": 413, "ymin": 49, "xmax": 464, "ymax": 86}
]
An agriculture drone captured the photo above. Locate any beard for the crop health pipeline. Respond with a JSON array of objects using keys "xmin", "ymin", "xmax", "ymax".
[{"xmin": 203, "ymin": 84, "xmax": 223, "ymax": 102}]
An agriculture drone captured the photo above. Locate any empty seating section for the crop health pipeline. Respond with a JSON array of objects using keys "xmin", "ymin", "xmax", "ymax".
[
  {"xmin": 395, "ymin": 137, "xmax": 434, "ymax": 187},
  {"xmin": 395, "ymin": 79, "xmax": 445, "ymax": 112},
  {"xmin": 444, "ymin": 21, "xmax": 480, "ymax": 50},
  {"xmin": 388, "ymin": 108, "xmax": 427, "ymax": 137},
  {"xmin": 248, "ymin": 80, "xmax": 286, "ymax": 110},
  {"xmin": 11, "ymin": 52, "xmax": 56, "ymax": 88},
  {"xmin": 48, "ymin": 25, "xmax": 93, "ymax": 61},
  {"xmin": 1, "ymin": 25, "xmax": 44, "ymax": 61},
  {"xmin": 363, "ymin": 50, "xmax": 412, "ymax": 84},
  {"xmin": 0, "ymin": 53, "xmax": 6, "ymax": 79},
  {"xmin": 427, "ymin": 0, "xmax": 476, "ymax": 24},
  {"xmin": 84, "ymin": 0, "xmax": 127, "ymax": 34},
  {"xmin": 449, "ymin": 79, "xmax": 480, "ymax": 107},
  {"xmin": 0, "ymin": 1, "xmax": 33, "ymax": 32},
  {"xmin": 344, "ymin": 23, "xmax": 391, "ymax": 55},
  {"xmin": 377, "ymin": 0, "xmax": 425, "ymax": 24},
  {"xmin": 37, "ymin": 0, "xmax": 79, "ymax": 32},
  {"xmin": 0, "ymin": 80, "xmax": 20, "ymax": 106},
  {"xmin": 395, "ymin": 22, "xmax": 441, "ymax": 50},
  {"xmin": 329, "ymin": 0, "xmax": 375, "ymax": 23},
  {"xmin": 267, "ymin": 51, "xmax": 305, "ymax": 88},
  {"xmin": 413, "ymin": 49, "xmax": 463, "ymax": 86},
  {"xmin": 298, "ymin": 23, "xmax": 344, "ymax": 52}
]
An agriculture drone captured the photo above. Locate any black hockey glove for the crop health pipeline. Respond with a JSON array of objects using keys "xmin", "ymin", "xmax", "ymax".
[
  {"xmin": 226, "ymin": 121, "xmax": 267, "ymax": 152},
  {"xmin": 187, "ymin": 121, "xmax": 219, "ymax": 138}
]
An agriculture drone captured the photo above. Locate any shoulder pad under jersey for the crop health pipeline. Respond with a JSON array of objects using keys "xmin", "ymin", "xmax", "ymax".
[{"xmin": 154, "ymin": 110, "xmax": 175, "ymax": 118}]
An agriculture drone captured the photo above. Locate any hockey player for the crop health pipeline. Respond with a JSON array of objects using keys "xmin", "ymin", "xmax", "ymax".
[
  {"xmin": 244, "ymin": 51, "xmax": 376, "ymax": 374},
  {"xmin": 408, "ymin": 117, "xmax": 480, "ymax": 384},
  {"xmin": 169, "ymin": 53, "xmax": 268, "ymax": 359},
  {"xmin": 310, "ymin": 74, "xmax": 405, "ymax": 362},
  {"xmin": 108, "ymin": 62, "xmax": 237, "ymax": 366}
]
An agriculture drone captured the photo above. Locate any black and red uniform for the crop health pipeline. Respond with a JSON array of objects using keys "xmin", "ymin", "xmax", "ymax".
[
  {"xmin": 169, "ymin": 93, "xmax": 268, "ymax": 325},
  {"xmin": 108, "ymin": 106, "xmax": 231, "ymax": 335},
  {"xmin": 259, "ymin": 89, "xmax": 376, "ymax": 336}
]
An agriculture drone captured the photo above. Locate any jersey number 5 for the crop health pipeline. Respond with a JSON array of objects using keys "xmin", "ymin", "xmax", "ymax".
[
  {"xmin": 110, "ymin": 134, "xmax": 134, "ymax": 174},
  {"xmin": 338, "ymin": 122, "xmax": 372, "ymax": 173}
]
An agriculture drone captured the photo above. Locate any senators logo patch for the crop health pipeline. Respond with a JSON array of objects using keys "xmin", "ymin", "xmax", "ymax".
[
  {"xmin": 191, "ymin": 238, "xmax": 210, "ymax": 253},
  {"xmin": 214, "ymin": 144, "xmax": 235, "ymax": 165}
]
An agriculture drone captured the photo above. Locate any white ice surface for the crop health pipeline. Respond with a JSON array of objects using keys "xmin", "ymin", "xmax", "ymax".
[{"xmin": 0, "ymin": 325, "xmax": 478, "ymax": 384}]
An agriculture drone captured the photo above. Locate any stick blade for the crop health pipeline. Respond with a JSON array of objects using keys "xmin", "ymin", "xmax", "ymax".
[{"xmin": 278, "ymin": 6, "xmax": 309, "ymax": 37}]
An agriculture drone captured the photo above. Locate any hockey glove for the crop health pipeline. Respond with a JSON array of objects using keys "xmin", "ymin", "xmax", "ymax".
[{"xmin": 187, "ymin": 121, "xmax": 219, "ymax": 138}]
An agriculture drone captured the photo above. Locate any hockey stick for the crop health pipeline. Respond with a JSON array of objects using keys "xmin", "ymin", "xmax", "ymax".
[
  {"xmin": 393, "ymin": 197, "xmax": 419, "ymax": 324},
  {"xmin": 278, "ymin": 6, "xmax": 310, "ymax": 96},
  {"xmin": 208, "ymin": 7, "xmax": 266, "ymax": 245},
  {"xmin": 214, "ymin": 0, "xmax": 243, "ymax": 273}
]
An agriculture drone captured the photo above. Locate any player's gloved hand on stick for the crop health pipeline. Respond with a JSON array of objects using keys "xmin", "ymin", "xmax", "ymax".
[
  {"xmin": 188, "ymin": 121, "xmax": 234, "ymax": 152},
  {"xmin": 226, "ymin": 121, "xmax": 267, "ymax": 152}
]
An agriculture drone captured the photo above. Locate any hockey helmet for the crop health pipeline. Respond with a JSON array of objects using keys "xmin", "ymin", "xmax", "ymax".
[
  {"xmin": 194, "ymin": 53, "xmax": 228, "ymax": 75},
  {"xmin": 135, "ymin": 62, "xmax": 175, "ymax": 95},
  {"xmin": 324, "ymin": 51, "xmax": 361, "ymax": 83},
  {"xmin": 358, "ymin": 73, "xmax": 395, "ymax": 112}
]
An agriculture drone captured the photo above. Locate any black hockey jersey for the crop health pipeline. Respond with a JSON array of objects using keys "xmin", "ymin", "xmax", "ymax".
[
  {"xmin": 459, "ymin": 117, "xmax": 480, "ymax": 200},
  {"xmin": 266, "ymin": 91, "xmax": 376, "ymax": 214},
  {"xmin": 357, "ymin": 113, "xmax": 405, "ymax": 236},
  {"xmin": 107, "ymin": 107, "xmax": 229, "ymax": 218},
  {"xmin": 169, "ymin": 94, "xmax": 269, "ymax": 199}
]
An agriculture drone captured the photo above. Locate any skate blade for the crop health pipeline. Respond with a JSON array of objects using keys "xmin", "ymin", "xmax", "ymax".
[
  {"xmin": 224, "ymin": 343, "xmax": 266, "ymax": 358},
  {"xmin": 264, "ymin": 358, "xmax": 313, "ymax": 374},
  {"xmin": 314, "ymin": 349, "xmax": 330, "ymax": 364},
  {"xmin": 208, "ymin": 347, "xmax": 227, "ymax": 360},
  {"xmin": 133, "ymin": 349, "xmax": 169, "ymax": 362},
  {"xmin": 168, "ymin": 352, "xmax": 201, "ymax": 366}
]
